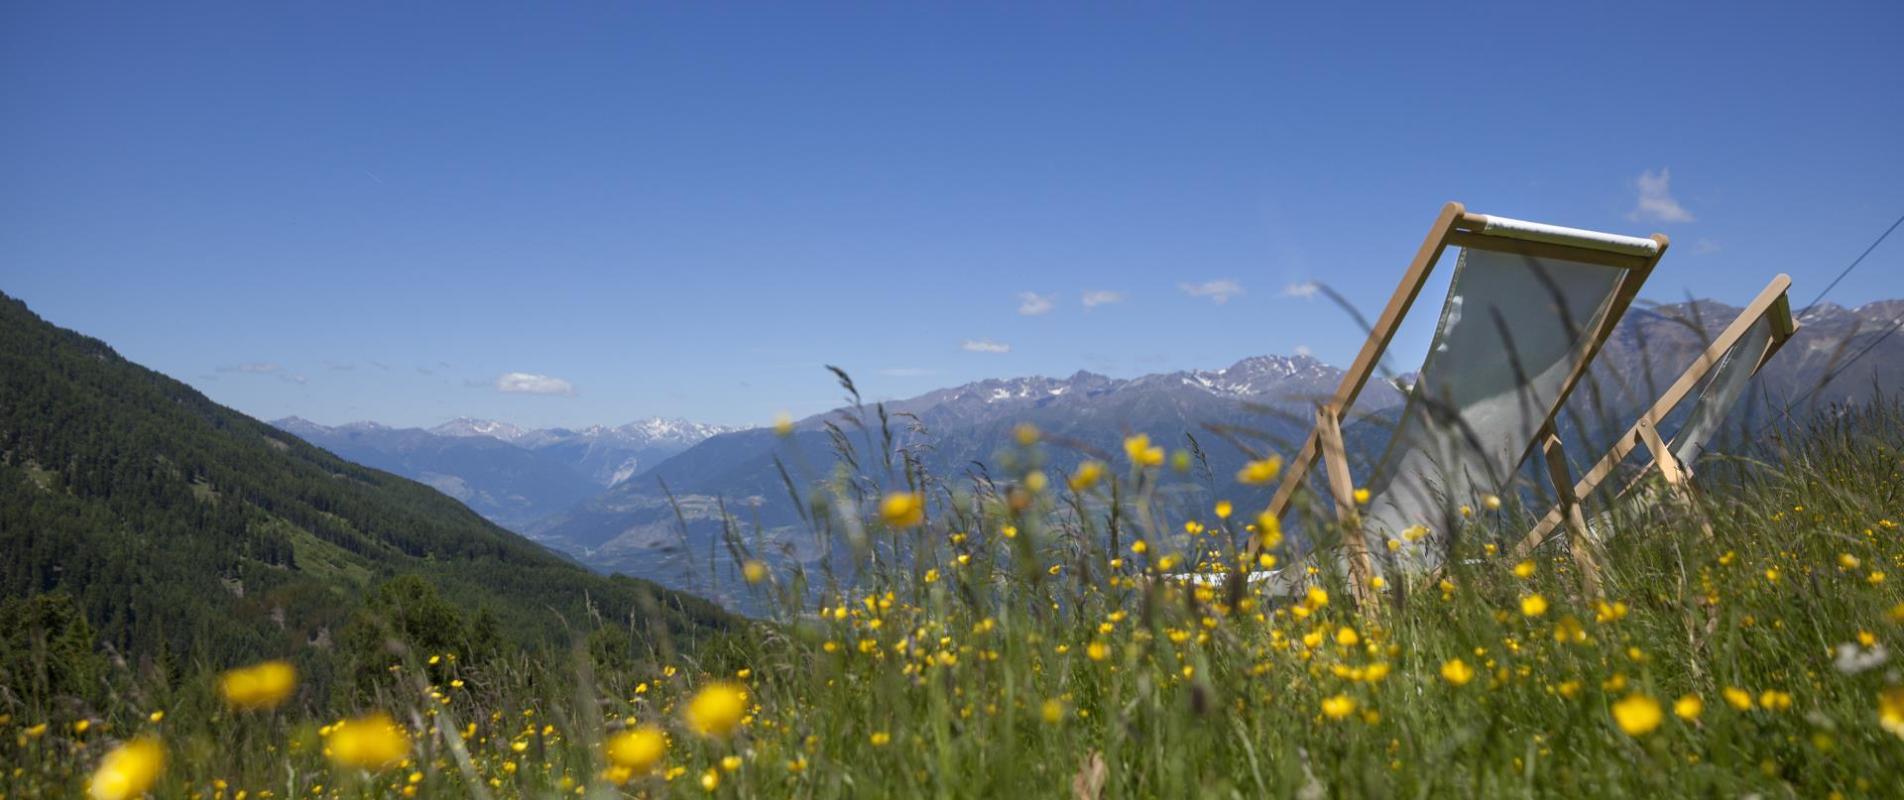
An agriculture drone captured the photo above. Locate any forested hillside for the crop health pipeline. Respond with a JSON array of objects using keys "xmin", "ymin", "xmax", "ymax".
[{"xmin": 0, "ymin": 291, "xmax": 733, "ymax": 699}]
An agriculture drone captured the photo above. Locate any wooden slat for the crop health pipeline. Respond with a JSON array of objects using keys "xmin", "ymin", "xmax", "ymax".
[
  {"xmin": 1635, "ymin": 417, "xmax": 1715, "ymax": 541},
  {"xmin": 1317, "ymin": 406, "xmax": 1379, "ymax": 611},
  {"xmin": 1541, "ymin": 430, "xmax": 1604, "ymax": 598}
]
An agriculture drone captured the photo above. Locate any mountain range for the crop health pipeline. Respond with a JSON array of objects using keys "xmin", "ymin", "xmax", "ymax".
[
  {"xmin": 271, "ymin": 416, "xmax": 742, "ymax": 529},
  {"xmin": 265, "ymin": 297, "xmax": 1903, "ymax": 611}
]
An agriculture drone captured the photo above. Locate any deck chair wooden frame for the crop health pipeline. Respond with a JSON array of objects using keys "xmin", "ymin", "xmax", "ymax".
[
  {"xmin": 1505, "ymin": 275, "xmax": 1798, "ymax": 585},
  {"xmin": 1231, "ymin": 202, "xmax": 1668, "ymax": 610}
]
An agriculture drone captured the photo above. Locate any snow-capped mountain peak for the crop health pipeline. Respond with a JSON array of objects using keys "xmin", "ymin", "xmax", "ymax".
[{"xmin": 430, "ymin": 417, "xmax": 530, "ymax": 442}]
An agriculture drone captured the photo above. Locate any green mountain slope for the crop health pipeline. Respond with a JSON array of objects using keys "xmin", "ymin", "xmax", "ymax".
[{"xmin": 0, "ymin": 291, "xmax": 732, "ymax": 680}]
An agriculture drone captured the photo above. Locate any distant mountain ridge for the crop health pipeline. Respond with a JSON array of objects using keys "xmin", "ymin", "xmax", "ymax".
[
  {"xmin": 271, "ymin": 415, "xmax": 744, "ymax": 529},
  {"xmin": 524, "ymin": 353, "xmax": 1410, "ymax": 608},
  {"xmin": 268, "ymin": 297, "xmax": 1902, "ymax": 613},
  {"xmin": 526, "ymin": 297, "xmax": 1901, "ymax": 610}
]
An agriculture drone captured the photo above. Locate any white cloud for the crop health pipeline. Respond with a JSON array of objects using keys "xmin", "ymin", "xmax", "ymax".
[
  {"xmin": 1081, "ymin": 290, "xmax": 1124, "ymax": 308},
  {"xmin": 495, "ymin": 372, "xmax": 576, "ymax": 396},
  {"xmin": 217, "ymin": 362, "xmax": 307, "ymax": 384},
  {"xmin": 1692, "ymin": 238, "xmax": 1721, "ymax": 255},
  {"xmin": 1294, "ymin": 344, "xmax": 1313, "ymax": 357},
  {"xmin": 219, "ymin": 362, "xmax": 283, "ymax": 374},
  {"xmin": 879, "ymin": 367, "xmax": 936, "ymax": 377},
  {"xmin": 1017, "ymin": 292, "xmax": 1054, "ymax": 316},
  {"xmin": 1630, "ymin": 168, "xmax": 1694, "ymax": 223},
  {"xmin": 1179, "ymin": 279, "xmax": 1243, "ymax": 304},
  {"xmin": 1281, "ymin": 282, "xmax": 1320, "ymax": 300},
  {"xmin": 961, "ymin": 339, "xmax": 1011, "ymax": 354}
]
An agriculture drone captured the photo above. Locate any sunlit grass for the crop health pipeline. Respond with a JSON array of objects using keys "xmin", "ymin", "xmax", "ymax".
[{"xmin": 3, "ymin": 402, "xmax": 1901, "ymax": 798}]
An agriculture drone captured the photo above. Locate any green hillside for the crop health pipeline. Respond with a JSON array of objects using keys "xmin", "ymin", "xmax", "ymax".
[{"xmin": 0, "ymin": 291, "xmax": 732, "ymax": 697}]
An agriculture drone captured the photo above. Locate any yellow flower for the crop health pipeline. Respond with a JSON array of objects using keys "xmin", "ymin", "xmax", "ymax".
[
  {"xmin": 1013, "ymin": 422, "xmax": 1040, "ymax": 446},
  {"xmin": 1352, "ymin": 487, "xmax": 1370, "ymax": 505},
  {"xmin": 700, "ymin": 768, "xmax": 720, "ymax": 791},
  {"xmin": 1335, "ymin": 627, "xmax": 1360, "ymax": 647},
  {"xmin": 1880, "ymin": 686, "xmax": 1904, "ymax": 739},
  {"xmin": 1440, "ymin": 658, "xmax": 1474, "ymax": 687},
  {"xmin": 1041, "ymin": 699, "xmax": 1065, "ymax": 725},
  {"xmin": 1123, "ymin": 434, "xmax": 1165, "ymax": 467},
  {"xmin": 1086, "ymin": 642, "xmax": 1110, "ymax": 662},
  {"xmin": 1482, "ymin": 494, "xmax": 1502, "ymax": 511},
  {"xmin": 1255, "ymin": 511, "xmax": 1283, "ymax": 549},
  {"xmin": 1320, "ymin": 694, "xmax": 1356, "ymax": 720},
  {"xmin": 879, "ymin": 492, "xmax": 925, "ymax": 528},
  {"xmin": 1512, "ymin": 560, "xmax": 1536, "ymax": 579},
  {"xmin": 219, "ymin": 660, "xmax": 297, "ymax": 711},
  {"xmin": 1305, "ymin": 587, "xmax": 1329, "ymax": 608},
  {"xmin": 1024, "ymin": 471, "xmax": 1049, "ymax": 493},
  {"xmin": 1722, "ymin": 687, "xmax": 1754, "ymax": 711},
  {"xmin": 1612, "ymin": 693, "xmax": 1663, "ymax": 736},
  {"xmin": 869, "ymin": 731, "xmax": 891, "ymax": 747},
  {"xmin": 1520, "ymin": 594, "xmax": 1548, "ymax": 618},
  {"xmin": 326, "ymin": 713, "xmax": 410, "ymax": 770},
  {"xmin": 1214, "ymin": 500, "xmax": 1233, "ymax": 520},
  {"xmin": 1069, "ymin": 460, "xmax": 1105, "ymax": 491},
  {"xmin": 1674, "ymin": 694, "xmax": 1703, "ymax": 720},
  {"xmin": 741, "ymin": 560, "xmax": 768, "ymax": 584},
  {"xmin": 1130, "ymin": 539, "xmax": 1148, "ymax": 555},
  {"xmin": 1235, "ymin": 456, "xmax": 1283, "ymax": 485},
  {"xmin": 685, "ymin": 682, "xmax": 748, "ymax": 739},
  {"xmin": 773, "ymin": 412, "xmax": 794, "ymax": 437},
  {"xmin": 605, "ymin": 726, "xmax": 667, "ymax": 774},
  {"xmin": 88, "ymin": 737, "xmax": 164, "ymax": 800}
]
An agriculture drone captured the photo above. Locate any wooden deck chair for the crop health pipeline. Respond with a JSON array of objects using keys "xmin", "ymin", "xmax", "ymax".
[
  {"xmin": 1230, "ymin": 202, "xmax": 1667, "ymax": 610},
  {"xmin": 1506, "ymin": 275, "xmax": 1799, "ymax": 583}
]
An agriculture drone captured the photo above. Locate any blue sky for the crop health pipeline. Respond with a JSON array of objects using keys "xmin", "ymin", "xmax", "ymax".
[{"xmin": 4, "ymin": 2, "xmax": 1900, "ymax": 429}]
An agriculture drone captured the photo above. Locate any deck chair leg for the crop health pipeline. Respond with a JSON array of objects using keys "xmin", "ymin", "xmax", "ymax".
[
  {"xmin": 1540, "ymin": 431, "xmax": 1605, "ymax": 599},
  {"xmin": 1635, "ymin": 419, "xmax": 1714, "ymax": 541},
  {"xmin": 1316, "ymin": 406, "xmax": 1379, "ymax": 611}
]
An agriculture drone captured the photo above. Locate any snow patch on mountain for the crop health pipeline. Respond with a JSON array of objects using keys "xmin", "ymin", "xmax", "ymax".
[{"xmin": 431, "ymin": 417, "xmax": 530, "ymax": 442}]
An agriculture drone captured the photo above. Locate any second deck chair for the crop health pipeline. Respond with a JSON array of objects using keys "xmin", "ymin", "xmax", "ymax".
[
  {"xmin": 1231, "ymin": 202, "xmax": 1667, "ymax": 609},
  {"xmin": 1506, "ymin": 275, "xmax": 1799, "ymax": 582}
]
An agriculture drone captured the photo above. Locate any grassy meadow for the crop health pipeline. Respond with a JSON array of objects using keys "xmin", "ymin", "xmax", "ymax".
[{"xmin": 5, "ymin": 402, "xmax": 1903, "ymax": 799}]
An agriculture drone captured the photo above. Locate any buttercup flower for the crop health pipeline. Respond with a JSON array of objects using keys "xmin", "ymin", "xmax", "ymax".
[
  {"xmin": 1611, "ymin": 693, "xmax": 1662, "ymax": 736},
  {"xmin": 685, "ymin": 682, "xmax": 748, "ymax": 739},
  {"xmin": 89, "ymin": 738, "xmax": 164, "ymax": 800}
]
